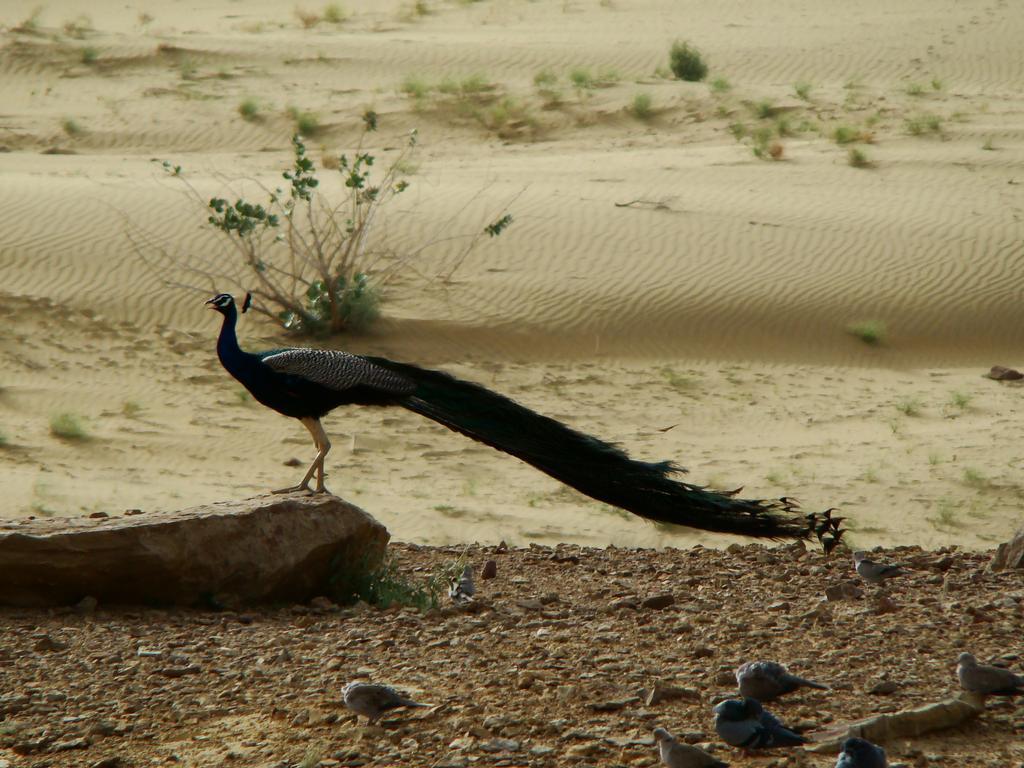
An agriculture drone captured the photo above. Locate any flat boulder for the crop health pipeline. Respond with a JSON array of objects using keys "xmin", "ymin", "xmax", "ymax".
[
  {"xmin": 989, "ymin": 526, "xmax": 1024, "ymax": 572},
  {"xmin": 0, "ymin": 493, "xmax": 389, "ymax": 607}
]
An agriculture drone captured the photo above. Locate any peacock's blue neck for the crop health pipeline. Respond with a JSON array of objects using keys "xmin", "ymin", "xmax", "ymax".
[{"xmin": 216, "ymin": 305, "xmax": 244, "ymax": 371}]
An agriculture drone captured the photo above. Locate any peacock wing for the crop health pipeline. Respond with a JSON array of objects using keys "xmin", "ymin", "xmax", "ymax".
[{"xmin": 261, "ymin": 348, "xmax": 417, "ymax": 395}]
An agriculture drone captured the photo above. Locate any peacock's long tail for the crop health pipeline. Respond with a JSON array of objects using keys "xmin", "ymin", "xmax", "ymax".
[{"xmin": 366, "ymin": 357, "xmax": 821, "ymax": 539}]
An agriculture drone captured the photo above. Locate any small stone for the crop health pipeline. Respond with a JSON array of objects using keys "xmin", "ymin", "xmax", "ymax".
[
  {"xmin": 90, "ymin": 759, "xmax": 128, "ymax": 768},
  {"xmin": 825, "ymin": 582, "xmax": 863, "ymax": 602},
  {"xmin": 516, "ymin": 671, "xmax": 536, "ymax": 690},
  {"xmin": 309, "ymin": 596, "xmax": 339, "ymax": 613},
  {"xmin": 89, "ymin": 512, "xmax": 109, "ymax": 519},
  {"xmin": 481, "ymin": 738, "xmax": 519, "ymax": 753},
  {"xmin": 640, "ymin": 593, "xmax": 675, "ymax": 610},
  {"xmin": 589, "ymin": 697, "xmax": 640, "ymax": 712},
  {"xmin": 53, "ymin": 737, "xmax": 90, "ymax": 751},
  {"xmin": 283, "ymin": 457, "xmax": 303, "ymax": 466},
  {"xmin": 566, "ymin": 742, "xmax": 603, "ymax": 757},
  {"xmin": 645, "ymin": 683, "xmax": 700, "ymax": 705},
  {"xmin": 692, "ymin": 646, "xmax": 715, "ymax": 658},
  {"xmin": 869, "ymin": 680, "xmax": 901, "ymax": 695},
  {"xmin": 481, "ymin": 560, "xmax": 497, "ymax": 579},
  {"xmin": 34, "ymin": 634, "xmax": 68, "ymax": 652}
]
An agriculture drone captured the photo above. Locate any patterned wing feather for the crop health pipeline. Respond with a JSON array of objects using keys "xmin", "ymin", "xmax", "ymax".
[{"xmin": 261, "ymin": 349, "xmax": 417, "ymax": 395}]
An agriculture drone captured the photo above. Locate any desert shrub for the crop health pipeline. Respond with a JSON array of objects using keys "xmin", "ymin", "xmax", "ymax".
[
  {"xmin": 630, "ymin": 92, "xmax": 653, "ymax": 120},
  {"xmin": 668, "ymin": 40, "xmax": 707, "ymax": 82},
  {"xmin": 141, "ymin": 120, "xmax": 513, "ymax": 336}
]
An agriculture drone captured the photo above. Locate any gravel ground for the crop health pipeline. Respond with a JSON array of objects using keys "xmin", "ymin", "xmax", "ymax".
[{"xmin": 1, "ymin": 541, "xmax": 1022, "ymax": 768}]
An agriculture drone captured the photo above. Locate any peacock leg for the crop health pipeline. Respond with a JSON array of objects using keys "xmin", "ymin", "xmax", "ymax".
[
  {"xmin": 310, "ymin": 419, "xmax": 332, "ymax": 494},
  {"xmin": 273, "ymin": 417, "xmax": 323, "ymax": 494}
]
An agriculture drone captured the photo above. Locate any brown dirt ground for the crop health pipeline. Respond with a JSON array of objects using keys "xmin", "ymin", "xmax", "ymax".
[{"xmin": 1, "ymin": 541, "xmax": 1022, "ymax": 768}]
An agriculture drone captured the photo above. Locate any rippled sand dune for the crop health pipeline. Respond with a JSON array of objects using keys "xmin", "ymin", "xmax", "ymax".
[{"xmin": 1, "ymin": 0, "xmax": 1023, "ymax": 549}]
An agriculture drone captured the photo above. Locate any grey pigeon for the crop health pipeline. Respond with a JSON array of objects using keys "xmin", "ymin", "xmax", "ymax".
[
  {"xmin": 712, "ymin": 697, "xmax": 807, "ymax": 749},
  {"xmin": 342, "ymin": 682, "xmax": 427, "ymax": 724},
  {"xmin": 835, "ymin": 737, "xmax": 887, "ymax": 768},
  {"xmin": 956, "ymin": 652, "xmax": 1024, "ymax": 696},
  {"xmin": 448, "ymin": 565, "xmax": 475, "ymax": 603},
  {"xmin": 853, "ymin": 551, "xmax": 906, "ymax": 584},
  {"xmin": 653, "ymin": 728, "xmax": 729, "ymax": 768},
  {"xmin": 736, "ymin": 660, "xmax": 829, "ymax": 701}
]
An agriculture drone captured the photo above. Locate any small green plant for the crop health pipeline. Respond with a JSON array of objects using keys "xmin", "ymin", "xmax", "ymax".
[
  {"xmin": 931, "ymin": 77, "xmax": 943, "ymax": 91},
  {"xmin": 949, "ymin": 391, "xmax": 972, "ymax": 410},
  {"xmin": 668, "ymin": 40, "xmax": 707, "ymax": 82},
  {"xmin": 569, "ymin": 67, "xmax": 595, "ymax": 94},
  {"xmin": 982, "ymin": 137, "xmax": 994, "ymax": 151},
  {"xmin": 50, "ymin": 413, "xmax": 89, "ymax": 441},
  {"xmin": 848, "ymin": 147, "xmax": 870, "ymax": 168},
  {"xmin": 62, "ymin": 118, "xmax": 83, "ymax": 137},
  {"xmin": 80, "ymin": 46, "xmax": 99, "ymax": 65},
  {"xmin": 330, "ymin": 554, "xmax": 450, "ymax": 609},
  {"xmin": 323, "ymin": 2, "xmax": 345, "ymax": 23},
  {"xmin": 179, "ymin": 59, "xmax": 198, "ymax": 81},
  {"xmin": 962, "ymin": 467, "xmax": 988, "ymax": 488},
  {"xmin": 400, "ymin": 75, "xmax": 430, "ymax": 100},
  {"xmin": 533, "ymin": 69, "xmax": 560, "ymax": 103},
  {"xmin": 895, "ymin": 397, "xmax": 922, "ymax": 417},
  {"xmin": 297, "ymin": 747, "xmax": 323, "ymax": 768},
  {"xmin": 846, "ymin": 320, "xmax": 885, "ymax": 344},
  {"xmin": 765, "ymin": 470, "xmax": 784, "ymax": 485},
  {"xmin": 709, "ymin": 76, "xmax": 731, "ymax": 93},
  {"xmin": 750, "ymin": 126, "xmax": 774, "ymax": 159},
  {"xmin": 906, "ymin": 113, "xmax": 942, "ymax": 136},
  {"xmin": 728, "ymin": 121, "xmax": 746, "ymax": 140},
  {"xmin": 236, "ymin": 390, "xmax": 252, "ymax": 406},
  {"xmin": 775, "ymin": 116, "xmax": 792, "ymax": 137},
  {"xmin": 630, "ymin": 92, "xmax": 653, "ymax": 120},
  {"xmin": 906, "ymin": 82, "xmax": 925, "ymax": 97},
  {"xmin": 833, "ymin": 124, "xmax": 860, "ymax": 144},
  {"xmin": 928, "ymin": 451, "xmax": 942, "ymax": 466},
  {"xmin": 753, "ymin": 100, "xmax": 776, "ymax": 119},
  {"xmin": 238, "ymin": 98, "xmax": 260, "ymax": 121},
  {"xmin": 860, "ymin": 466, "xmax": 880, "ymax": 483},
  {"xmin": 122, "ymin": 401, "xmax": 143, "ymax": 418},
  {"xmin": 794, "ymin": 81, "xmax": 812, "ymax": 100},
  {"xmin": 0, "ymin": 430, "xmax": 7, "ymax": 447},
  {"xmin": 932, "ymin": 498, "xmax": 959, "ymax": 527},
  {"xmin": 286, "ymin": 107, "xmax": 320, "ymax": 135}
]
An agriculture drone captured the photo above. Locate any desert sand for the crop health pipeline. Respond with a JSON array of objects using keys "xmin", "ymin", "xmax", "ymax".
[{"xmin": 1, "ymin": 0, "xmax": 1024, "ymax": 550}]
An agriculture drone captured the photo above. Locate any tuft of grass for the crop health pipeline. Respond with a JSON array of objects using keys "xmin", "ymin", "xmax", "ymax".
[
  {"xmin": 750, "ymin": 126, "xmax": 774, "ymax": 159},
  {"xmin": 668, "ymin": 40, "xmax": 707, "ymax": 82},
  {"xmin": 775, "ymin": 116, "xmax": 792, "ymax": 137},
  {"xmin": 709, "ymin": 76, "xmax": 731, "ymax": 94},
  {"xmin": 794, "ymin": 81, "xmax": 812, "ymax": 100},
  {"xmin": 846, "ymin": 320, "xmax": 885, "ymax": 345},
  {"xmin": 860, "ymin": 467, "xmax": 880, "ymax": 483},
  {"xmin": 982, "ymin": 137, "xmax": 995, "ymax": 151},
  {"xmin": 949, "ymin": 391, "xmax": 972, "ymax": 410},
  {"xmin": 928, "ymin": 451, "xmax": 942, "ymax": 466},
  {"xmin": 962, "ymin": 467, "xmax": 988, "ymax": 489},
  {"xmin": 329, "ymin": 554, "xmax": 451, "ymax": 610},
  {"xmin": 80, "ymin": 46, "xmax": 99, "ymax": 65},
  {"xmin": 569, "ymin": 67, "xmax": 595, "ymax": 94},
  {"xmin": 905, "ymin": 82, "xmax": 925, "ymax": 97},
  {"xmin": 848, "ymin": 147, "xmax": 871, "ymax": 168},
  {"xmin": 932, "ymin": 498, "xmax": 959, "ymax": 528},
  {"xmin": 62, "ymin": 118, "xmax": 84, "ymax": 137},
  {"xmin": 533, "ymin": 69, "xmax": 561, "ymax": 103},
  {"xmin": 323, "ymin": 2, "xmax": 346, "ymax": 23},
  {"xmin": 905, "ymin": 113, "xmax": 942, "ymax": 136},
  {"xmin": 14, "ymin": 6, "xmax": 44, "ymax": 34},
  {"xmin": 179, "ymin": 59, "xmax": 198, "ymax": 81},
  {"xmin": 728, "ymin": 121, "xmax": 746, "ymax": 140},
  {"xmin": 833, "ymin": 124, "xmax": 861, "ymax": 144},
  {"xmin": 400, "ymin": 75, "xmax": 430, "ymax": 100},
  {"xmin": 287, "ymin": 107, "xmax": 320, "ymax": 135},
  {"xmin": 895, "ymin": 397, "xmax": 923, "ymax": 417},
  {"xmin": 122, "ymin": 401, "xmax": 143, "ymax": 418},
  {"xmin": 238, "ymin": 98, "xmax": 261, "ymax": 121},
  {"xmin": 630, "ymin": 92, "xmax": 653, "ymax": 120},
  {"xmin": 0, "ymin": 430, "xmax": 7, "ymax": 447},
  {"xmin": 753, "ymin": 100, "xmax": 776, "ymax": 119},
  {"xmin": 50, "ymin": 413, "xmax": 89, "ymax": 441},
  {"xmin": 931, "ymin": 77, "xmax": 943, "ymax": 92}
]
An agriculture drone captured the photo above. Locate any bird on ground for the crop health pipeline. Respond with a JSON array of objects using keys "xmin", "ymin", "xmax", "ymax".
[
  {"xmin": 342, "ymin": 682, "xmax": 427, "ymax": 724},
  {"xmin": 653, "ymin": 727, "xmax": 729, "ymax": 768},
  {"xmin": 206, "ymin": 292, "xmax": 838, "ymax": 540},
  {"xmin": 956, "ymin": 652, "xmax": 1024, "ymax": 696},
  {"xmin": 735, "ymin": 660, "xmax": 829, "ymax": 702},
  {"xmin": 712, "ymin": 697, "xmax": 808, "ymax": 750},
  {"xmin": 835, "ymin": 737, "xmax": 887, "ymax": 768},
  {"xmin": 852, "ymin": 551, "xmax": 906, "ymax": 584},
  {"xmin": 448, "ymin": 564, "xmax": 475, "ymax": 604}
]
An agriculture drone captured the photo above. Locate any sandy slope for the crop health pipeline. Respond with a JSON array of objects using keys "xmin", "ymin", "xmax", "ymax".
[{"xmin": 1, "ymin": 0, "xmax": 1023, "ymax": 548}]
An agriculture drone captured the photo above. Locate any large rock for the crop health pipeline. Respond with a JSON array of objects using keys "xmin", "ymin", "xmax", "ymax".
[
  {"xmin": 989, "ymin": 527, "xmax": 1024, "ymax": 571},
  {"xmin": 0, "ymin": 493, "xmax": 389, "ymax": 607}
]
